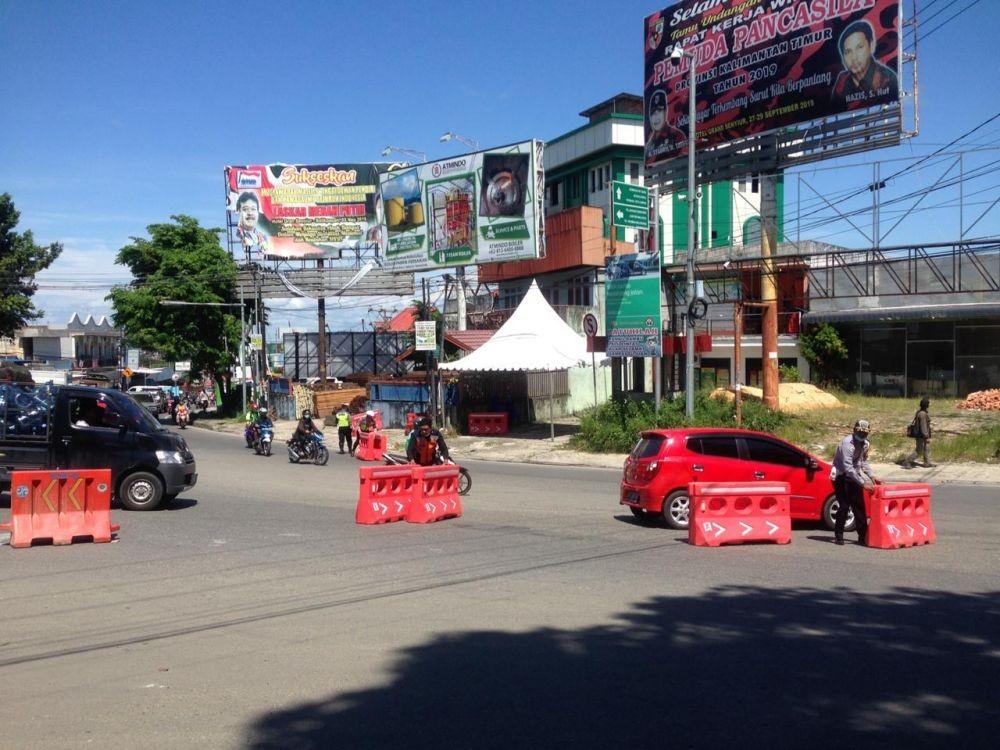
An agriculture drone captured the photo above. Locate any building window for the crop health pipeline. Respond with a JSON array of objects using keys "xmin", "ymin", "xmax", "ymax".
[
  {"xmin": 629, "ymin": 162, "xmax": 640, "ymax": 181},
  {"xmin": 751, "ymin": 176, "xmax": 759, "ymax": 193},
  {"xmin": 567, "ymin": 277, "xmax": 593, "ymax": 307},
  {"xmin": 547, "ymin": 182, "xmax": 559, "ymax": 207},
  {"xmin": 604, "ymin": 165, "xmax": 611, "ymax": 185}
]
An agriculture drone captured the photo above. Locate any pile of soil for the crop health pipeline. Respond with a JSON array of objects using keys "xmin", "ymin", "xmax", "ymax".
[
  {"xmin": 957, "ymin": 389, "xmax": 1000, "ymax": 411},
  {"xmin": 710, "ymin": 382, "xmax": 845, "ymax": 414}
]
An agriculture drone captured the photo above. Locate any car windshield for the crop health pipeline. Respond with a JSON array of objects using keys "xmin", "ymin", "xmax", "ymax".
[
  {"xmin": 118, "ymin": 393, "xmax": 164, "ymax": 432},
  {"xmin": 632, "ymin": 436, "xmax": 664, "ymax": 459}
]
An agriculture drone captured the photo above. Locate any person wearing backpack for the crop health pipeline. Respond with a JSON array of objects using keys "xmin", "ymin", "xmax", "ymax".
[{"xmin": 903, "ymin": 397, "xmax": 935, "ymax": 468}]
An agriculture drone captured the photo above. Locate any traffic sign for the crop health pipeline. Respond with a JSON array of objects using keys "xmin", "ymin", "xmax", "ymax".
[
  {"xmin": 122, "ymin": 367, "xmax": 133, "ymax": 379},
  {"xmin": 611, "ymin": 181, "xmax": 650, "ymax": 229},
  {"xmin": 582, "ymin": 313, "xmax": 599, "ymax": 337}
]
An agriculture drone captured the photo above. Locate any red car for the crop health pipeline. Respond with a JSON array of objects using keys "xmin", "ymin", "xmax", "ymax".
[{"xmin": 620, "ymin": 428, "xmax": 854, "ymax": 531}]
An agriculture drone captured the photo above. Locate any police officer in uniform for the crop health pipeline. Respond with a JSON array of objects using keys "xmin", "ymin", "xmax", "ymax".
[{"xmin": 335, "ymin": 403, "xmax": 353, "ymax": 455}]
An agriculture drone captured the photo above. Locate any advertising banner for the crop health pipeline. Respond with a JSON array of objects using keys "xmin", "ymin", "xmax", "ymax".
[
  {"xmin": 225, "ymin": 163, "xmax": 389, "ymax": 259},
  {"xmin": 379, "ymin": 140, "xmax": 544, "ymax": 272},
  {"xmin": 605, "ymin": 253, "xmax": 663, "ymax": 358},
  {"xmin": 414, "ymin": 321, "xmax": 437, "ymax": 352},
  {"xmin": 644, "ymin": 0, "xmax": 901, "ymax": 166}
]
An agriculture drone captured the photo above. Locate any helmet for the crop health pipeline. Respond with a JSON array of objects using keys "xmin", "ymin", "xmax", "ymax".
[
  {"xmin": 259, "ymin": 407, "xmax": 268, "ymax": 415},
  {"xmin": 366, "ymin": 410, "xmax": 375, "ymax": 418},
  {"xmin": 417, "ymin": 417, "xmax": 433, "ymax": 428},
  {"xmin": 853, "ymin": 419, "xmax": 871, "ymax": 439},
  {"xmin": 302, "ymin": 409, "xmax": 312, "ymax": 419}
]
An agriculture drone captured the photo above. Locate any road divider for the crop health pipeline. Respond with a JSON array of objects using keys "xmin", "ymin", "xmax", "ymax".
[
  {"xmin": 355, "ymin": 465, "xmax": 462, "ymax": 525},
  {"xmin": 355, "ymin": 431, "xmax": 387, "ymax": 462},
  {"xmin": 1, "ymin": 469, "xmax": 119, "ymax": 548},
  {"xmin": 866, "ymin": 483, "xmax": 936, "ymax": 549},
  {"xmin": 688, "ymin": 482, "xmax": 792, "ymax": 547}
]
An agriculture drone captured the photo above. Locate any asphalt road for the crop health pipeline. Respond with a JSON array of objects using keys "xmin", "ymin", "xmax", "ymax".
[{"xmin": 1, "ymin": 426, "xmax": 998, "ymax": 749}]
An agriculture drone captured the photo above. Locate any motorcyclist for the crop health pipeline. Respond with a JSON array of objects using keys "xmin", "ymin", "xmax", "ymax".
[
  {"xmin": 352, "ymin": 409, "xmax": 378, "ymax": 454},
  {"xmin": 291, "ymin": 409, "xmax": 318, "ymax": 453},
  {"xmin": 244, "ymin": 401, "xmax": 259, "ymax": 447},
  {"xmin": 406, "ymin": 417, "xmax": 450, "ymax": 466},
  {"xmin": 256, "ymin": 407, "xmax": 273, "ymax": 430},
  {"xmin": 175, "ymin": 399, "xmax": 190, "ymax": 427}
]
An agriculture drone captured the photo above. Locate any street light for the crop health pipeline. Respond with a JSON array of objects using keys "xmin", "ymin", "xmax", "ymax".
[
  {"xmin": 159, "ymin": 298, "xmax": 249, "ymax": 413},
  {"xmin": 439, "ymin": 132, "xmax": 480, "ymax": 151},
  {"xmin": 672, "ymin": 45, "xmax": 699, "ymax": 418},
  {"xmin": 380, "ymin": 145, "xmax": 427, "ymax": 163}
]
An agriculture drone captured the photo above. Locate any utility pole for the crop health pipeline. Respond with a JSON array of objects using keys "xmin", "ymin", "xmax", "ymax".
[
  {"xmin": 684, "ymin": 52, "xmax": 698, "ymax": 419},
  {"xmin": 316, "ymin": 258, "xmax": 327, "ymax": 385},
  {"xmin": 456, "ymin": 266, "xmax": 467, "ymax": 330},
  {"xmin": 652, "ymin": 185, "xmax": 661, "ymax": 412},
  {"xmin": 760, "ymin": 174, "xmax": 780, "ymax": 410},
  {"xmin": 239, "ymin": 282, "xmax": 247, "ymax": 415}
]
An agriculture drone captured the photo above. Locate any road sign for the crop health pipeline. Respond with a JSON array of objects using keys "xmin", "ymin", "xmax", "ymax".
[
  {"xmin": 611, "ymin": 181, "xmax": 650, "ymax": 229},
  {"xmin": 249, "ymin": 334, "xmax": 263, "ymax": 351},
  {"xmin": 582, "ymin": 313, "xmax": 599, "ymax": 337},
  {"xmin": 122, "ymin": 367, "xmax": 133, "ymax": 379},
  {"xmin": 414, "ymin": 321, "xmax": 436, "ymax": 352}
]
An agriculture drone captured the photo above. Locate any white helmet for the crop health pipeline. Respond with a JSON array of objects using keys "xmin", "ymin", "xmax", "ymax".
[{"xmin": 366, "ymin": 410, "xmax": 375, "ymax": 417}]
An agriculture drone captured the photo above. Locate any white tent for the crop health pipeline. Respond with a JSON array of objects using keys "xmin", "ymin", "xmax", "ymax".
[{"xmin": 443, "ymin": 280, "xmax": 602, "ymax": 439}]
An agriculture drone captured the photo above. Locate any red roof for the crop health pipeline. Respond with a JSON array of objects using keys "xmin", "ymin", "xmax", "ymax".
[
  {"xmin": 444, "ymin": 330, "xmax": 495, "ymax": 352},
  {"xmin": 376, "ymin": 306, "xmax": 419, "ymax": 332}
]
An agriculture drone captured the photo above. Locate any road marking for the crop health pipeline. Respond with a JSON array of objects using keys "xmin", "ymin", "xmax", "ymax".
[{"xmin": 739, "ymin": 522, "xmax": 753, "ymax": 536}]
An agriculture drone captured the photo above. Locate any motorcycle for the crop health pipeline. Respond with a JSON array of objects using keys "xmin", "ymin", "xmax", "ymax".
[
  {"xmin": 254, "ymin": 424, "xmax": 274, "ymax": 456},
  {"xmin": 175, "ymin": 407, "xmax": 190, "ymax": 429},
  {"xmin": 287, "ymin": 430, "xmax": 329, "ymax": 466},
  {"xmin": 384, "ymin": 452, "xmax": 471, "ymax": 496},
  {"xmin": 245, "ymin": 423, "xmax": 256, "ymax": 448}
]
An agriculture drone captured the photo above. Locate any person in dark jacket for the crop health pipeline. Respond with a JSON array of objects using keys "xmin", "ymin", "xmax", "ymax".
[
  {"xmin": 406, "ymin": 417, "xmax": 450, "ymax": 466},
  {"xmin": 831, "ymin": 419, "xmax": 881, "ymax": 545},
  {"xmin": 903, "ymin": 397, "xmax": 935, "ymax": 468}
]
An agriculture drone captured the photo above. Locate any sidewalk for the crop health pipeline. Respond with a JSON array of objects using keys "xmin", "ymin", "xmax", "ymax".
[{"xmin": 192, "ymin": 417, "xmax": 1000, "ymax": 485}]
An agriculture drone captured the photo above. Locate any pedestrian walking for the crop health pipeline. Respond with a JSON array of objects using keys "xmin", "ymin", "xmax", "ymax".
[
  {"xmin": 335, "ymin": 403, "xmax": 352, "ymax": 455},
  {"xmin": 831, "ymin": 419, "xmax": 881, "ymax": 546},
  {"xmin": 903, "ymin": 397, "xmax": 935, "ymax": 468}
]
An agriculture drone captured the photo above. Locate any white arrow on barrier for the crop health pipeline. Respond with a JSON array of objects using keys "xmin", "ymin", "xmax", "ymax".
[
  {"xmin": 377, "ymin": 502, "xmax": 388, "ymax": 515},
  {"xmin": 905, "ymin": 524, "xmax": 915, "ymax": 538},
  {"xmin": 438, "ymin": 501, "xmax": 448, "ymax": 513},
  {"xmin": 395, "ymin": 501, "xmax": 405, "ymax": 514},
  {"xmin": 712, "ymin": 522, "xmax": 726, "ymax": 538},
  {"xmin": 887, "ymin": 524, "xmax": 899, "ymax": 537},
  {"xmin": 766, "ymin": 521, "xmax": 780, "ymax": 535},
  {"xmin": 425, "ymin": 503, "xmax": 435, "ymax": 512},
  {"xmin": 740, "ymin": 521, "xmax": 753, "ymax": 537},
  {"xmin": 450, "ymin": 499, "xmax": 457, "ymax": 510},
  {"xmin": 919, "ymin": 522, "xmax": 928, "ymax": 535}
]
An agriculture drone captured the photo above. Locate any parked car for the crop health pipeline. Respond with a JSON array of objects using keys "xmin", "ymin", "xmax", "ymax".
[
  {"xmin": 130, "ymin": 390, "xmax": 163, "ymax": 416},
  {"xmin": 619, "ymin": 428, "xmax": 850, "ymax": 532}
]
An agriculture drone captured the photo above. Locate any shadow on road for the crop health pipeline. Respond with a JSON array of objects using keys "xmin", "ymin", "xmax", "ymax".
[
  {"xmin": 162, "ymin": 497, "xmax": 198, "ymax": 511},
  {"xmin": 245, "ymin": 586, "xmax": 999, "ymax": 749}
]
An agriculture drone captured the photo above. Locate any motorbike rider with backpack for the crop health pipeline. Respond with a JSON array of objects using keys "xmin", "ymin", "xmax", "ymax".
[{"xmin": 406, "ymin": 417, "xmax": 450, "ymax": 466}]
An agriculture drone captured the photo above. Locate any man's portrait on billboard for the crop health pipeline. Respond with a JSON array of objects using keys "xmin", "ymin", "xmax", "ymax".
[
  {"xmin": 831, "ymin": 20, "xmax": 899, "ymax": 108},
  {"xmin": 646, "ymin": 89, "xmax": 687, "ymax": 158},
  {"xmin": 235, "ymin": 191, "xmax": 269, "ymax": 256}
]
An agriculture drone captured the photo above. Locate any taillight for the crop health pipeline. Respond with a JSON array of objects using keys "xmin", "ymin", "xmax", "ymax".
[{"xmin": 644, "ymin": 461, "xmax": 660, "ymax": 480}]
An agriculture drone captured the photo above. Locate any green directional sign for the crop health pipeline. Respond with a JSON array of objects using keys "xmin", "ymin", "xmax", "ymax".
[{"xmin": 611, "ymin": 181, "xmax": 650, "ymax": 229}]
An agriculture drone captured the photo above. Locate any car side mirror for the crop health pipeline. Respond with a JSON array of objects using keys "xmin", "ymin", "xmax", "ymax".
[{"xmin": 806, "ymin": 457, "xmax": 819, "ymax": 471}]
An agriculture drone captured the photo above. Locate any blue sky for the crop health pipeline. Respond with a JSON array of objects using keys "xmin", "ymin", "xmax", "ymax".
[{"xmin": 2, "ymin": 0, "xmax": 997, "ymax": 332}]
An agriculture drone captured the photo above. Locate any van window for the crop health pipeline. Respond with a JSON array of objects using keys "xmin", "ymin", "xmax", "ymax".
[
  {"xmin": 632, "ymin": 436, "xmax": 664, "ymax": 459},
  {"xmin": 744, "ymin": 437, "xmax": 805, "ymax": 467},
  {"xmin": 688, "ymin": 436, "xmax": 740, "ymax": 459},
  {"xmin": 69, "ymin": 397, "xmax": 121, "ymax": 429}
]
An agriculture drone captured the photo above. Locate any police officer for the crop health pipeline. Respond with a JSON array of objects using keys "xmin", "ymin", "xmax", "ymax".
[
  {"xmin": 832, "ymin": 419, "xmax": 881, "ymax": 545},
  {"xmin": 335, "ymin": 403, "xmax": 352, "ymax": 455}
]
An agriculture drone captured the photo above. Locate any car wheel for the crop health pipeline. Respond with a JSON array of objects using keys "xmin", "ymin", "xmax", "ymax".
[
  {"xmin": 662, "ymin": 490, "xmax": 690, "ymax": 530},
  {"xmin": 629, "ymin": 506, "xmax": 655, "ymax": 523},
  {"xmin": 119, "ymin": 471, "xmax": 164, "ymax": 511},
  {"xmin": 822, "ymin": 494, "xmax": 856, "ymax": 532}
]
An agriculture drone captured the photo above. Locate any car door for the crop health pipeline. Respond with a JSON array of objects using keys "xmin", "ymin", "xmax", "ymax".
[
  {"xmin": 57, "ymin": 393, "xmax": 133, "ymax": 474},
  {"xmin": 741, "ymin": 436, "xmax": 815, "ymax": 516},
  {"xmin": 686, "ymin": 435, "xmax": 756, "ymax": 485}
]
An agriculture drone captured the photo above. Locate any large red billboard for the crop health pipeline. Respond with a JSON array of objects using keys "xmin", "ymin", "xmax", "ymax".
[{"xmin": 644, "ymin": 0, "xmax": 901, "ymax": 166}]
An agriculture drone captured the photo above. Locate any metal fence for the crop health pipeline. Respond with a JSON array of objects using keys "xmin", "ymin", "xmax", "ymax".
[{"xmin": 283, "ymin": 332, "xmax": 412, "ymax": 381}]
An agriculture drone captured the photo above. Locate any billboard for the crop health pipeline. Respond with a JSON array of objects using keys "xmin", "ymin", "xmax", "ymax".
[
  {"xmin": 379, "ymin": 140, "xmax": 544, "ymax": 272},
  {"xmin": 225, "ymin": 163, "xmax": 389, "ymax": 259},
  {"xmin": 644, "ymin": 0, "xmax": 901, "ymax": 166},
  {"xmin": 605, "ymin": 252, "xmax": 663, "ymax": 358}
]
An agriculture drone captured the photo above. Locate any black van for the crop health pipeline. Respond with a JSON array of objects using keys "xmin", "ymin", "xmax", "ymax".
[{"xmin": 0, "ymin": 383, "xmax": 197, "ymax": 510}]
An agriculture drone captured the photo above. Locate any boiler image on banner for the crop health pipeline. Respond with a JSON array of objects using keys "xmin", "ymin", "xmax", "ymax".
[
  {"xmin": 381, "ymin": 167, "xmax": 426, "ymax": 258},
  {"xmin": 479, "ymin": 153, "xmax": 528, "ymax": 218},
  {"xmin": 427, "ymin": 175, "xmax": 477, "ymax": 265}
]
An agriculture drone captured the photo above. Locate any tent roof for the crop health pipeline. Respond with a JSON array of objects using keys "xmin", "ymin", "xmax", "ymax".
[{"xmin": 443, "ymin": 280, "xmax": 598, "ymax": 372}]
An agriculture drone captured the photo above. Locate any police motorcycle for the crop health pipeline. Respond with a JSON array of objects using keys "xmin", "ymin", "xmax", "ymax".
[
  {"xmin": 287, "ymin": 430, "xmax": 329, "ymax": 465},
  {"xmin": 383, "ymin": 451, "xmax": 472, "ymax": 496}
]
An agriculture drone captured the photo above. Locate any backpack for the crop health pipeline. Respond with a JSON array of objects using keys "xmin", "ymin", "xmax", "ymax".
[{"xmin": 906, "ymin": 412, "xmax": 919, "ymax": 438}]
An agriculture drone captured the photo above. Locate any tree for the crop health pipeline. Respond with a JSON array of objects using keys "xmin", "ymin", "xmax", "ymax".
[
  {"xmin": 799, "ymin": 323, "xmax": 849, "ymax": 385},
  {"xmin": 0, "ymin": 193, "xmax": 63, "ymax": 337},
  {"xmin": 108, "ymin": 215, "xmax": 240, "ymax": 379}
]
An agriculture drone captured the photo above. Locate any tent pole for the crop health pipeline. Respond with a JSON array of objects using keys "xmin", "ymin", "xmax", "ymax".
[{"xmin": 549, "ymin": 370, "xmax": 555, "ymax": 442}]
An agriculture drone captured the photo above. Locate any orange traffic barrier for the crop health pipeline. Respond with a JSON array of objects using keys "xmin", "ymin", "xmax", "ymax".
[
  {"xmin": 1, "ymin": 469, "xmax": 118, "ymax": 548},
  {"xmin": 407, "ymin": 465, "xmax": 462, "ymax": 523},
  {"xmin": 866, "ymin": 483, "xmax": 936, "ymax": 549},
  {"xmin": 355, "ymin": 466, "xmax": 415, "ymax": 524},
  {"xmin": 467, "ymin": 412, "xmax": 508, "ymax": 435},
  {"xmin": 688, "ymin": 482, "xmax": 792, "ymax": 547},
  {"xmin": 354, "ymin": 431, "xmax": 387, "ymax": 462}
]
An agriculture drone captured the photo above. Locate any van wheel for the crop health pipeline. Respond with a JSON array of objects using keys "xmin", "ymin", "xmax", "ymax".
[
  {"xmin": 822, "ymin": 494, "xmax": 856, "ymax": 532},
  {"xmin": 119, "ymin": 472, "xmax": 164, "ymax": 511},
  {"xmin": 662, "ymin": 490, "xmax": 690, "ymax": 530}
]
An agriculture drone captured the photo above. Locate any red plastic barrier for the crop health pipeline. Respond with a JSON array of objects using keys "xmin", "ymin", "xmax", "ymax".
[
  {"xmin": 354, "ymin": 431, "xmax": 387, "ymax": 462},
  {"xmin": 355, "ymin": 466, "xmax": 415, "ymax": 525},
  {"xmin": 407, "ymin": 465, "xmax": 463, "ymax": 523},
  {"xmin": 467, "ymin": 412, "xmax": 509, "ymax": 436},
  {"xmin": 1, "ymin": 469, "xmax": 119, "ymax": 548},
  {"xmin": 688, "ymin": 482, "xmax": 792, "ymax": 547},
  {"xmin": 866, "ymin": 483, "xmax": 936, "ymax": 549}
]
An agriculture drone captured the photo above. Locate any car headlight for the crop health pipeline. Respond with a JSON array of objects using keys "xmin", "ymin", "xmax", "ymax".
[{"xmin": 156, "ymin": 450, "xmax": 185, "ymax": 464}]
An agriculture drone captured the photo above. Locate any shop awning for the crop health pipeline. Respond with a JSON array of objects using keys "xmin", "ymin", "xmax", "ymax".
[{"xmin": 802, "ymin": 302, "xmax": 1000, "ymax": 324}]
